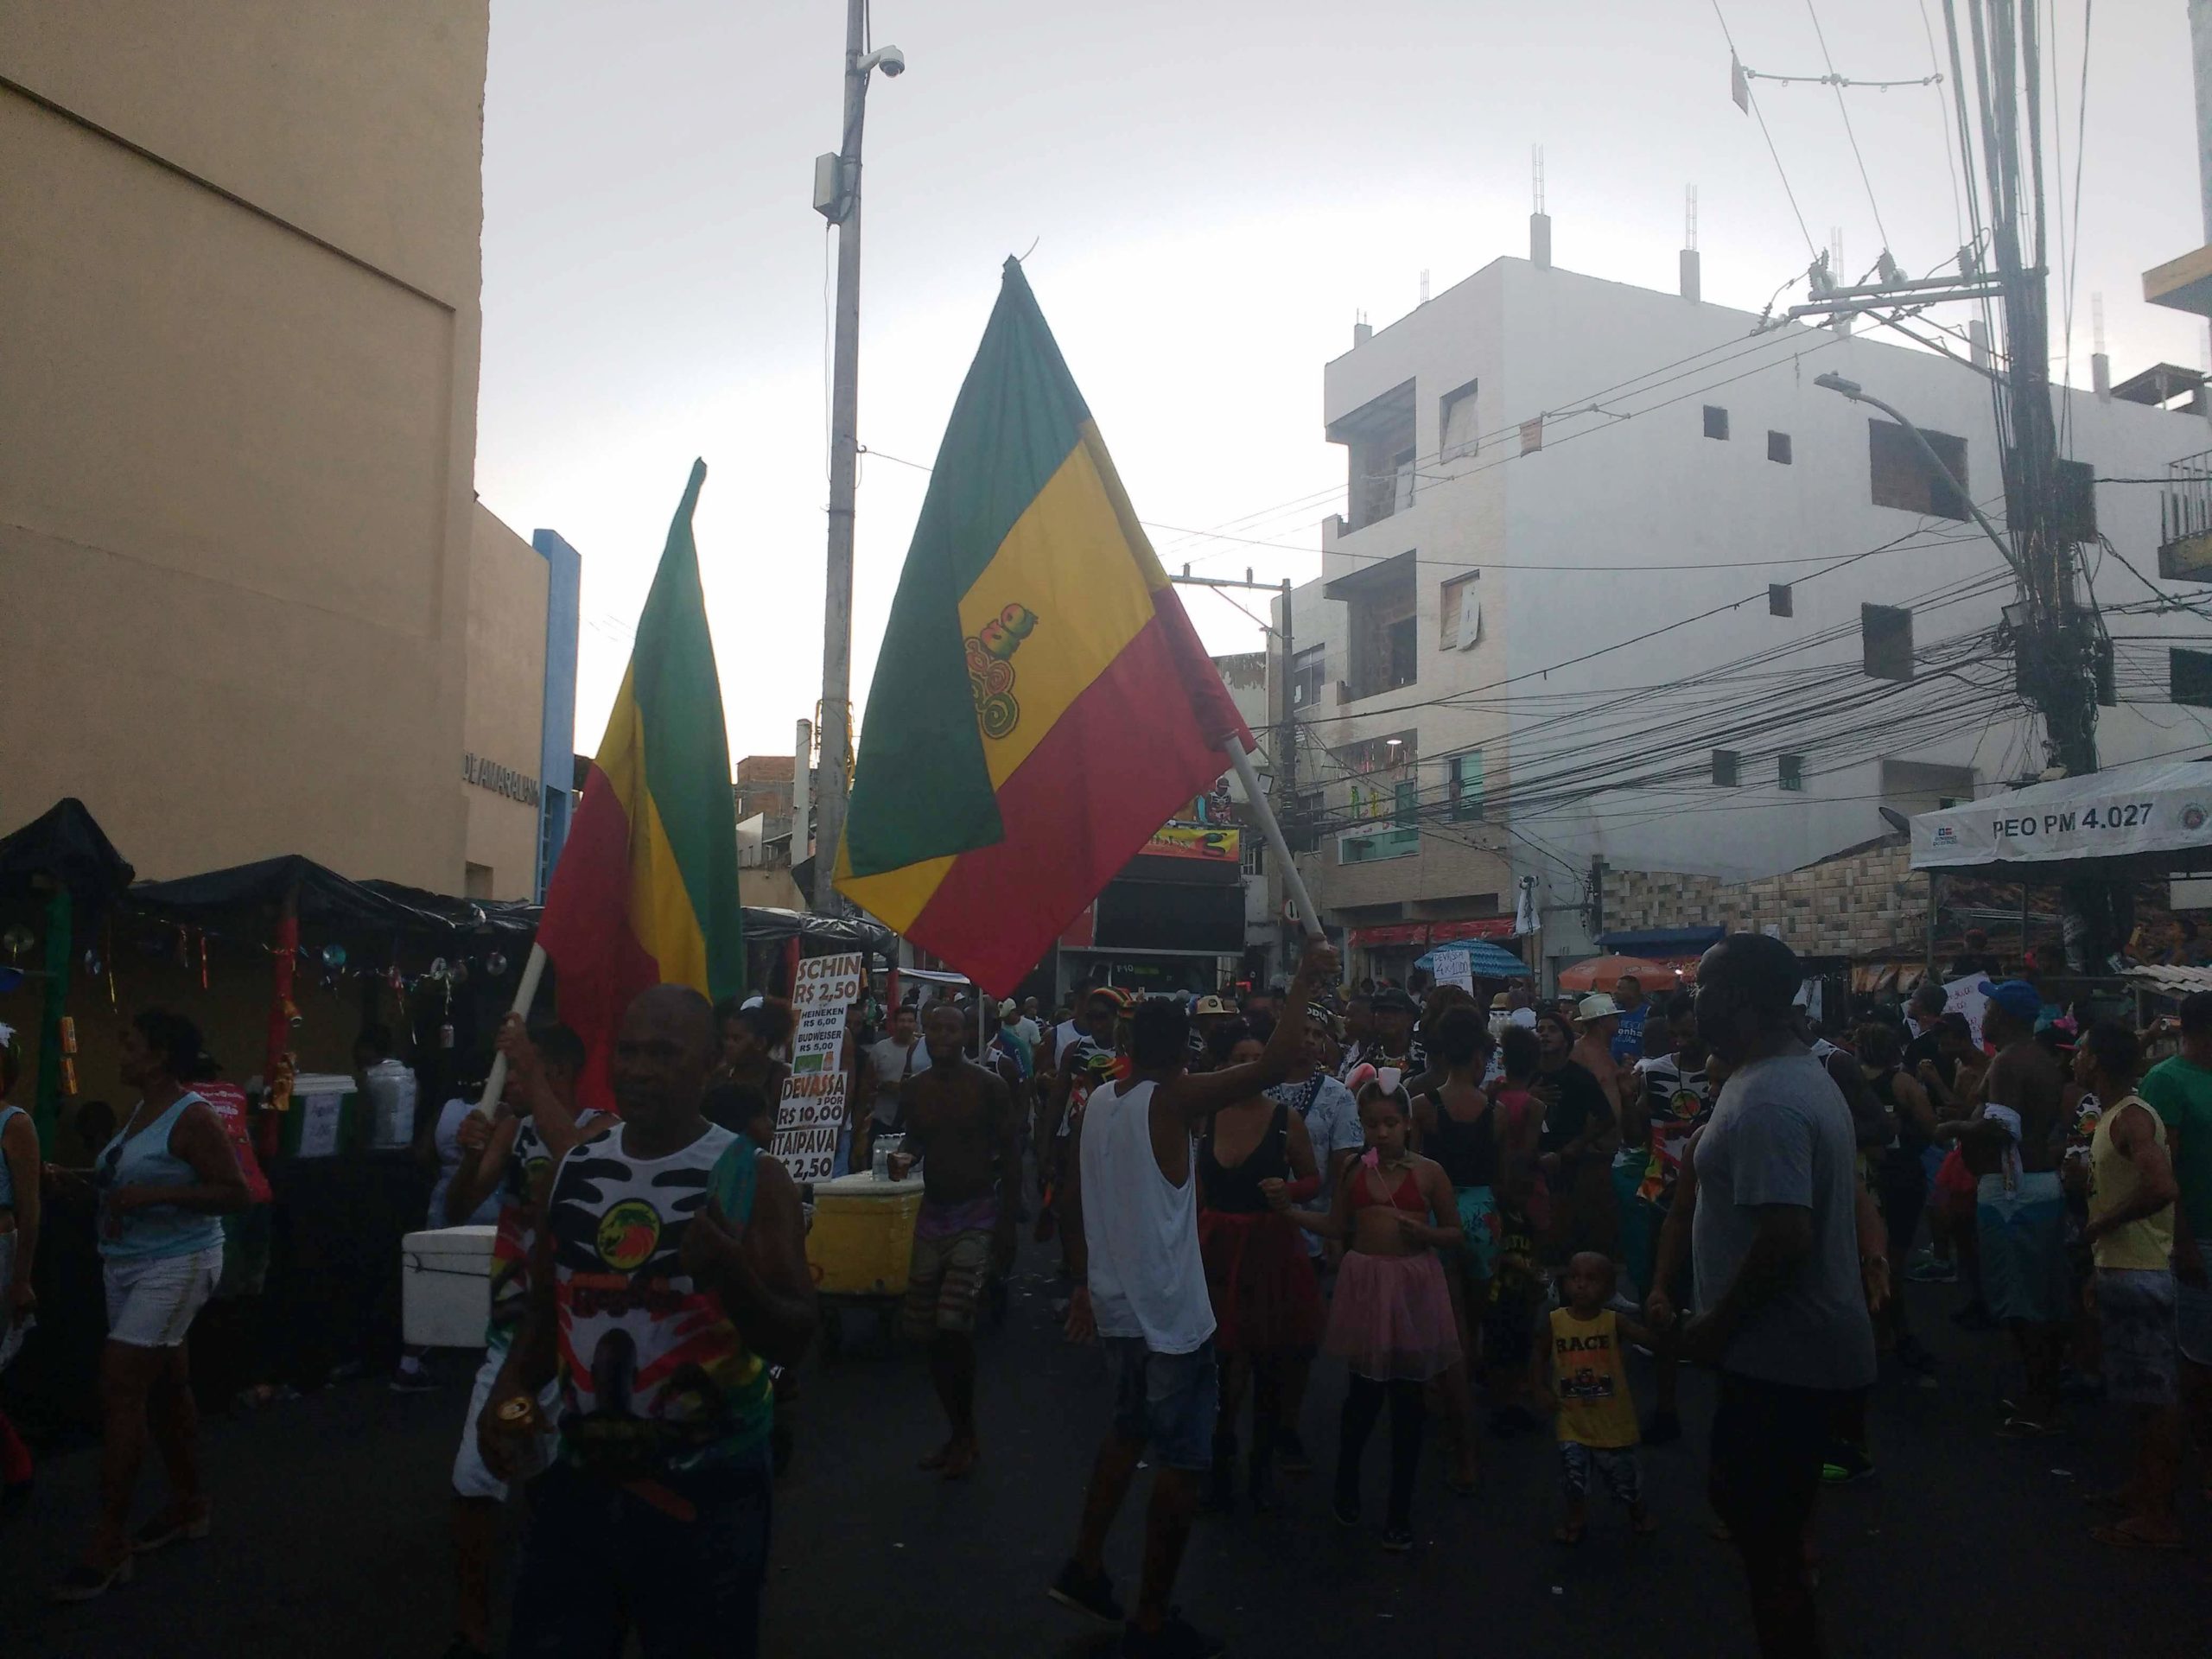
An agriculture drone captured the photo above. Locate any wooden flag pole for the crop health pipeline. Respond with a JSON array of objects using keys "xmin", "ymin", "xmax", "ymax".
[
  {"xmin": 1225, "ymin": 736, "xmax": 1325, "ymax": 946},
  {"xmin": 471, "ymin": 941, "xmax": 549, "ymax": 1119}
]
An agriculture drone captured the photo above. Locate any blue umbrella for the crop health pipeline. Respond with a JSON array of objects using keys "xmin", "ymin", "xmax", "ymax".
[{"xmin": 1414, "ymin": 941, "xmax": 1529, "ymax": 977}]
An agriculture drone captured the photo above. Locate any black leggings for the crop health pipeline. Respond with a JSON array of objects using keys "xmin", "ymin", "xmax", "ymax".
[{"xmin": 1337, "ymin": 1376, "xmax": 1425, "ymax": 1529}]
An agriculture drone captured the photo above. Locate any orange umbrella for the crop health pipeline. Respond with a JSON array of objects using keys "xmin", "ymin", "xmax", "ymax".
[{"xmin": 1557, "ymin": 954, "xmax": 1682, "ymax": 994}]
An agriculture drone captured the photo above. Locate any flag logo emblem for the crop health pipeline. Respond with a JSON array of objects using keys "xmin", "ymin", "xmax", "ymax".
[{"xmin": 968, "ymin": 602, "xmax": 1039, "ymax": 740}]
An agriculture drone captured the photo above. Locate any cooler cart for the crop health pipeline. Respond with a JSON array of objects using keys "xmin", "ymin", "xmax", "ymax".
[{"xmin": 807, "ymin": 1173, "xmax": 925, "ymax": 1357}]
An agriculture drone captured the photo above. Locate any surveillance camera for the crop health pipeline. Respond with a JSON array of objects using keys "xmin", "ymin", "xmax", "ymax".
[{"xmin": 874, "ymin": 44, "xmax": 906, "ymax": 76}]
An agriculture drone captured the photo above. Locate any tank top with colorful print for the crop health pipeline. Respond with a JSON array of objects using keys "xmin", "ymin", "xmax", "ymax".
[
  {"xmin": 543, "ymin": 1122, "xmax": 772, "ymax": 1478},
  {"xmin": 1547, "ymin": 1306, "xmax": 1641, "ymax": 1449},
  {"xmin": 484, "ymin": 1109, "xmax": 610, "ymax": 1352}
]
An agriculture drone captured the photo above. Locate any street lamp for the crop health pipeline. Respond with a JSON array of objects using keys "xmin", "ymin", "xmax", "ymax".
[
  {"xmin": 1811, "ymin": 372, "xmax": 2023, "ymax": 582},
  {"xmin": 809, "ymin": 11, "xmax": 908, "ymax": 914}
]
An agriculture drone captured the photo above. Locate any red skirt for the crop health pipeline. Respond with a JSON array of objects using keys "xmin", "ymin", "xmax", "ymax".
[{"xmin": 1198, "ymin": 1209, "xmax": 1324, "ymax": 1356}]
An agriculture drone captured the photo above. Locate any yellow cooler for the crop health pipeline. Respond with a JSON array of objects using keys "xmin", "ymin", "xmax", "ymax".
[{"xmin": 807, "ymin": 1173, "xmax": 926, "ymax": 1297}]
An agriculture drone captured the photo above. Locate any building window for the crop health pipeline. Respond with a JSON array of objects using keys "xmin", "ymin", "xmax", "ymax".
[
  {"xmin": 1440, "ymin": 380, "xmax": 1479, "ymax": 460},
  {"xmin": 2174, "ymin": 647, "xmax": 2212, "ymax": 708},
  {"xmin": 1862, "ymin": 604, "xmax": 1914, "ymax": 681},
  {"xmin": 1868, "ymin": 418, "xmax": 1969, "ymax": 519},
  {"xmin": 1703, "ymin": 405, "xmax": 1730, "ymax": 441},
  {"xmin": 1768, "ymin": 430, "xmax": 1792, "ymax": 464},
  {"xmin": 1332, "ymin": 381, "xmax": 1418, "ymax": 531},
  {"xmin": 1289, "ymin": 791, "xmax": 1324, "ymax": 854},
  {"xmin": 1448, "ymin": 753, "xmax": 1484, "ymax": 821},
  {"xmin": 1242, "ymin": 835, "xmax": 1267, "ymax": 876},
  {"xmin": 1769, "ymin": 583, "xmax": 1793, "ymax": 617},
  {"xmin": 1439, "ymin": 573, "xmax": 1482, "ymax": 650},
  {"xmin": 1394, "ymin": 779, "xmax": 1418, "ymax": 830},
  {"xmin": 1290, "ymin": 645, "xmax": 1325, "ymax": 711},
  {"xmin": 1779, "ymin": 753, "xmax": 1805, "ymax": 791},
  {"xmin": 1712, "ymin": 749, "xmax": 1741, "ymax": 786}
]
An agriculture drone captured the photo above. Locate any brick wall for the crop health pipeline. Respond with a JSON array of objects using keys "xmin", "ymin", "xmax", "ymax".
[{"xmin": 1605, "ymin": 841, "xmax": 1929, "ymax": 959}]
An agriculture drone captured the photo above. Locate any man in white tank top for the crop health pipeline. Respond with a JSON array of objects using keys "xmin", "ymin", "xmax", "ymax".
[{"xmin": 1049, "ymin": 942, "xmax": 1338, "ymax": 1659}]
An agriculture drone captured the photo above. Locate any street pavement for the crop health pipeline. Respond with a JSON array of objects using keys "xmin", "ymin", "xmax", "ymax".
[{"xmin": 7, "ymin": 1242, "xmax": 2212, "ymax": 1657}]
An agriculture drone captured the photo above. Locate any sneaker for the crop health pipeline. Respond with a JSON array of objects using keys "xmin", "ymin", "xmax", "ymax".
[
  {"xmin": 131, "ymin": 1503, "xmax": 212, "ymax": 1552},
  {"xmin": 50, "ymin": 1555, "xmax": 134, "ymax": 1603},
  {"xmin": 1643, "ymin": 1409, "xmax": 1682, "ymax": 1446},
  {"xmin": 1122, "ymin": 1612, "xmax": 1226, "ymax": 1658},
  {"xmin": 388, "ymin": 1362, "xmax": 438, "ymax": 1395},
  {"xmin": 1905, "ymin": 1252, "xmax": 1958, "ymax": 1284},
  {"xmin": 1380, "ymin": 1526, "xmax": 1415, "ymax": 1553},
  {"xmin": 1046, "ymin": 1560, "xmax": 1123, "ymax": 1624},
  {"xmin": 1821, "ymin": 1444, "xmax": 1876, "ymax": 1484}
]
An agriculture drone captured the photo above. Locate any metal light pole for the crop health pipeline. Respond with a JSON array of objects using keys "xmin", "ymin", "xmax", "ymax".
[{"xmin": 810, "ymin": 9, "xmax": 906, "ymax": 913}]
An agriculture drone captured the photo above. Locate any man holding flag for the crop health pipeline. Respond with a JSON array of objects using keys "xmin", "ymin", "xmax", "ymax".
[{"xmin": 835, "ymin": 261, "xmax": 1332, "ymax": 1658}]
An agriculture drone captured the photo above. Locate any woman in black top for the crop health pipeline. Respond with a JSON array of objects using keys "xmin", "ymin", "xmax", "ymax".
[
  {"xmin": 1533, "ymin": 1009, "xmax": 1618, "ymax": 1260},
  {"xmin": 1411, "ymin": 1006, "xmax": 1505, "ymax": 1491},
  {"xmin": 1197, "ymin": 1026, "xmax": 1321, "ymax": 1510}
]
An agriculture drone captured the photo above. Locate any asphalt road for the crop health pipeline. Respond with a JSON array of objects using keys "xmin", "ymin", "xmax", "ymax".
[{"xmin": 7, "ymin": 1245, "xmax": 2212, "ymax": 1658}]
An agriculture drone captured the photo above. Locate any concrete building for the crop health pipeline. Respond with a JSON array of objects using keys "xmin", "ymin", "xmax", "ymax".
[
  {"xmin": 1, "ymin": 3, "xmax": 575, "ymax": 901},
  {"xmin": 1274, "ymin": 244, "xmax": 2212, "ymax": 988}
]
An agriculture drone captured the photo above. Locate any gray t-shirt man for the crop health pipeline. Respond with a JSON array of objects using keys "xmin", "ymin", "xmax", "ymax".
[{"xmin": 1692, "ymin": 1051, "xmax": 1877, "ymax": 1390}]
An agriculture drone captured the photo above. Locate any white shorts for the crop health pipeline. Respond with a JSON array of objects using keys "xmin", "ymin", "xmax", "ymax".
[
  {"xmin": 451, "ymin": 1348, "xmax": 561, "ymax": 1502},
  {"xmin": 103, "ymin": 1246, "xmax": 223, "ymax": 1349}
]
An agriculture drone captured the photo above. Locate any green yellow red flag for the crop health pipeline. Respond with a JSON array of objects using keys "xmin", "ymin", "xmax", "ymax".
[
  {"xmin": 537, "ymin": 461, "xmax": 743, "ymax": 1105},
  {"xmin": 836, "ymin": 261, "xmax": 1251, "ymax": 994}
]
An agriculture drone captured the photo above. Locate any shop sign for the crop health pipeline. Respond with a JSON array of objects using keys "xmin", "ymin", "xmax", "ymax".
[
  {"xmin": 773, "ymin": 952, "xmax": 863, "ymax": 1182},
  {"xmin": 1144, "ymin": 822, "xmax": 1241, "ymax": 862},
  {"xmin": 463, "ymin": 753, "xmax": 541, "ymax": 806}
]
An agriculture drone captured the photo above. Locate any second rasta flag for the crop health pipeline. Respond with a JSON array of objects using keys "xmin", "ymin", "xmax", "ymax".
[{"xmin": 835, "ymin": 259, "xmax": 1250, "ymax": 995}]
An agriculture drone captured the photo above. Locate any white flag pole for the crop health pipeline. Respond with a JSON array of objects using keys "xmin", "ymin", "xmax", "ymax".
[
  {"xmin": 1224, "ymin": 735, "xmax": 1325, "ymax": 946},
  {"xmin": 470, "ymin": 940, "xmax": 549, "ymax": 1119}
]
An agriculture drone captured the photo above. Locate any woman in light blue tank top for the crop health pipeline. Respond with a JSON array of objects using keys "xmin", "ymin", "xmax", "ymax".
[{"xmin": 48, "ymin": 1008, "xmax": 247, "ymax": 1603}]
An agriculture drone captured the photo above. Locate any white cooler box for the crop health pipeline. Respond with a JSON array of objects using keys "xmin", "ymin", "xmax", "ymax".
[{"xmin": 402, "ymin": 1224, "xmax": 497, "ymax": 1347}]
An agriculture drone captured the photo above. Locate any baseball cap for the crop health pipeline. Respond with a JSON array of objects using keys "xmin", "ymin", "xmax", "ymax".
[
  {"xmin": 1980, "ymin": 979, "xmax": 2043, "ymax": 1026},
  {"xmin": 1193, "ymin": 995, "xmax": 1233, "ymax": 1016},
  {"xmin": 1371, "ymin": 987, "xmax": 1419, "ymax": 1014},
  {"xmin": 1577, "ymin": 994, "xmax": 1622, "ymax": 1021}
]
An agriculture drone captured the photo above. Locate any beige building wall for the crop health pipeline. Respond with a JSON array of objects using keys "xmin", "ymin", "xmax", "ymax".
[
  {"xmin": 463, "ymin": 505, "xmax": 550, "ymax": 901},
  {"xmin": 0, "ymin": 2, "xmax": 491, "ymax": 888}
]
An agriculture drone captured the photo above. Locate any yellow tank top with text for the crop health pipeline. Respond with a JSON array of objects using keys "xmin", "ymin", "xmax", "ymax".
[{"xmin": 1548, "ymin": 1306, "xmax": 1640, "ymax": 1449}]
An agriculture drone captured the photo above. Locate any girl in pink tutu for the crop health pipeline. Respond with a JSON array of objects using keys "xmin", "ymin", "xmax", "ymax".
[{"xmin": 1275, "ymin": 1066, "xmax": 1461, "ymax": 1550}]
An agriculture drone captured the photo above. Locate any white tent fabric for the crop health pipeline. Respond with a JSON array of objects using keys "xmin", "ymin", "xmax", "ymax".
[{"xmin": 1909, "ymin": 754, "xmax": 2212, "ymax": 870}]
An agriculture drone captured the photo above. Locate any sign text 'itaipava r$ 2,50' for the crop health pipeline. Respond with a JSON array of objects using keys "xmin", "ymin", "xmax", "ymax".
[{"xmin": 772, "ymin": 952, "xmax": 863, "ymax": 1182}]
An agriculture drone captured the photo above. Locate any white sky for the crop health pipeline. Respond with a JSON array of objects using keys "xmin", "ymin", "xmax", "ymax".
[{"xmin": 472, "ymin": 0, "xmax": 2205, "ymax": 769}]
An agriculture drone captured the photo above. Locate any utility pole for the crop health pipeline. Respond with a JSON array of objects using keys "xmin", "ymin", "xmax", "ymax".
[
  {"xmin": 1798, "ymin": 2, "xmax": 2113, "ymax": 963},
  {"xmin": 810, "ymin": 6, "xmax": 906, "ymax": 913}
]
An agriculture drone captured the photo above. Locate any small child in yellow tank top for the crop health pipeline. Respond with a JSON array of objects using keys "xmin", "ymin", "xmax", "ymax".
[{"xmin": 1532, "ymin": 1250, "xmax": 1658, "ymax": 1542}]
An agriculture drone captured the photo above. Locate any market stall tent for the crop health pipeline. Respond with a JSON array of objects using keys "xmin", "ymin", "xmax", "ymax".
[
  {"xmin": 1558, "ymin": 954, "xmax": 1686, "ymax": 994},
  {"xmin": 1909, "ymin": 754, "xmax": 2212, "ymax": 871}
]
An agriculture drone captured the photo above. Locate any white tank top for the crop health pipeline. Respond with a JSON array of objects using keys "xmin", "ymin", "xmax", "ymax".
[{"xmin": 1081, "ymin": 1078, "xmax": 1216, "ymax": 1355}]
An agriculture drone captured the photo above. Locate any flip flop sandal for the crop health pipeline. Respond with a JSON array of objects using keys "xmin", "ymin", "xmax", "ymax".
[{"xmin": 2091, "ymin": 1521, "xmax": 2184, "ymax": 1552}]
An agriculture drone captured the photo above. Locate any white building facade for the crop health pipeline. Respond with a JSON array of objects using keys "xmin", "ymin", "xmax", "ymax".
[{"xmin": 1274, "ymin": 253, "xmax": 2212, "ymax": 988}]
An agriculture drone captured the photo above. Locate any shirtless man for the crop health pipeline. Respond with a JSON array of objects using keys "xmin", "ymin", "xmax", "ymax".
[
  {"xmin": 1935, "ymin": 978, "xmax": 2071, "ymax": 1433},
  {"xmin": 892, "ymin": 1004, "xmax": 1020, "ymax": 1479}
]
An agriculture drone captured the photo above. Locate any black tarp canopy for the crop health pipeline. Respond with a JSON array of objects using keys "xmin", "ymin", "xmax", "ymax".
[
  {"xmin": 129, "ymin": 855, "xmax": 537, "ymax": 940},
  {"xmin": 0, "ymin": 798, "xmax": 135, "ymax": 913},
  {"xmin": 129, "ymin": 855, "xmax": 896, "ymax": 957}
]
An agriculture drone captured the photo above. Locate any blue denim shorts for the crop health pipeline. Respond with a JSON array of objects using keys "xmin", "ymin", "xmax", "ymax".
[{"xmin": 1106, "ymin": 1337, "xmax": 1219, "ymax": 1471}]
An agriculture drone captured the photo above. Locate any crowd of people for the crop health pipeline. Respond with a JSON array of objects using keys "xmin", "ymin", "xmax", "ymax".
[{"xmin": 5, "ymin": 930, "xmax": 2211, "ymax": 1658}]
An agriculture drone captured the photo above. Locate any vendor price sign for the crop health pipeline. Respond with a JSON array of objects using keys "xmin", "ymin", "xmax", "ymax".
[{"xmin": 773, "ymin": 953, "xmax": 864, "ymax": 1182}]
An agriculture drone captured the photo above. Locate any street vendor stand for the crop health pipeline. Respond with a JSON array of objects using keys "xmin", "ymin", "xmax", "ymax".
[{"xmin": 1909, "ymin": 753, "xmax": 2212, "ymax": 971}]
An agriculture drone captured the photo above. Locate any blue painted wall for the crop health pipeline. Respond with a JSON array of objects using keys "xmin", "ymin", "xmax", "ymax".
[{"xmin": 532, "ymin": 529, "xmax": 582, "ymax": 900}]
